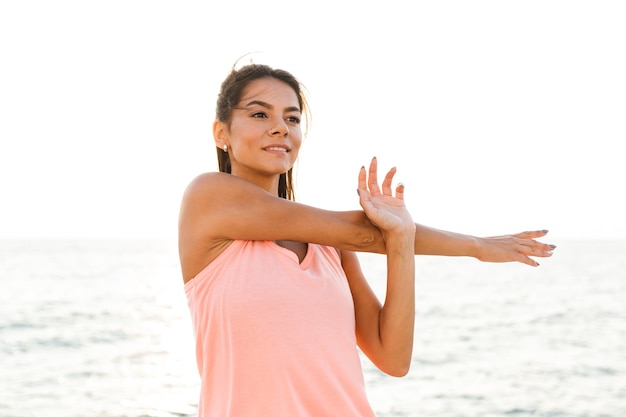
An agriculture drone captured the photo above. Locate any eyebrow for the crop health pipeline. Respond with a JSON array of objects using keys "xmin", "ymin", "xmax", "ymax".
[{"xmin": 237, "ymin": 100, "xmax": 301, "ymax": 113}]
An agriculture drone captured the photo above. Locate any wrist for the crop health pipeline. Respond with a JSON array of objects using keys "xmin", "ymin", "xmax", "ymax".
[
  {"xmin": 383, "ymin": 226, "xmax": 416, "ymax": 253},
  {"xmin": 469, "ymin": 236, "xmax": 484, "ymax": 260}
]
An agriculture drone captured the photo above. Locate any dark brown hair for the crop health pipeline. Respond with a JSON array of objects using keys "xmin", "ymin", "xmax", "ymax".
[{"xmin": 215, "ymin": 63, "xmax": 310, "ymax": 200}]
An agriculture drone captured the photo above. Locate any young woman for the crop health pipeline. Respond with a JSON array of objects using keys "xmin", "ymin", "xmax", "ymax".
[{"xmin": 178, "ymin": 63, "xmax": 555, "ymax": 416}]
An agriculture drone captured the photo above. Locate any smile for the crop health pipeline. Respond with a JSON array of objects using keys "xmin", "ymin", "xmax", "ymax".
[{"xmin": 264, "ymin": 146, "xmax": 290, "ymax": 153}]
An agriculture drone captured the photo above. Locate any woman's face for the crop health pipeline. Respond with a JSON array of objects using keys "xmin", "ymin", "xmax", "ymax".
[{"xmin": 218, "ymin": 77, "xmax": 302, "ymax": 190}]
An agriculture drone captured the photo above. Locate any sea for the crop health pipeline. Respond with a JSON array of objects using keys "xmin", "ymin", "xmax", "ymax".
[{"xmin": 1, "ymin": 238, "xmax": 624, "ymax": 417}]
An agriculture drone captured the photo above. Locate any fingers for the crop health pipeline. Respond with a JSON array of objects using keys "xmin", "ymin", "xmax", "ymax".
[
  {"xmin": 395, "ymin": 182, "xmax": 405, "ymax": 200},
  {"xmin": 363, "ymin": 157, "xmax": 400, "ymax": 196},
  {"xmin": 491, "ymin": 230, "xmax": 556, "ymax": 260},
  {"xmin": 517, "ymin": 241, "xmax": 555, "ymax": 258},
  {"xmin": 518, "ymin": 255, "xmax": 541, "ymax": 267},
  {"xmin": 515, "ymin": 237, "xmax": 556, "ymax": 267},
  {"xmin": 381, "ymin": 167, "xmax": 397, "ymax": 195},
  {"xmin": 358, "ymin": 165, "xmax": 367, "ymax": 193},
  {"xmin": 367, "ymin": 157, "xmax": 381, "ymax": 195},
  {"xmin": 515, "ymin": 231, "xmax": 556, "ymax": 255},
  {"xmin": 513, "ymin": 230, "xmax": 549, "ymax": 239}
]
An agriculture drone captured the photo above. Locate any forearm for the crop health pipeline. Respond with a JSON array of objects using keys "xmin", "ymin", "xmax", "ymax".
[
  {"xmin": 337, "ymin": 213, "xmax": 479, "ymax": 257},
  {"xmin": 341, "ymin": 213, "xmax": 553, "ymax": 266},
  {"xmin": 377, "ymin": 231, "xmax": 416, "ymax": 377},
  {"xmin": 413, "ymin": 223, "xmax": 480, "ymax": 257},
  {"xmin": 412, "ymin": 225, "xmax": 555, "ymax": 266}
]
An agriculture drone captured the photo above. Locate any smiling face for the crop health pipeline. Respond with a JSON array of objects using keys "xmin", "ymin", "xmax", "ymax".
[{"xmin": 214, "ymin": 77, "xmax": 303, "ymax": 194}]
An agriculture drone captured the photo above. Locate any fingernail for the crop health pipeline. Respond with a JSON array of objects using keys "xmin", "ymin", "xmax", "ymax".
[
  {"xmin": 549, "ymin": 244, "xmax": 557, "ymax": 249},
  {"xmin": 541, "ymin": 229, "xmax": 549, "ymax": 233},
  {"xmin": 356, "ymin": 189, "xmax": 361, "ymax": 196}
]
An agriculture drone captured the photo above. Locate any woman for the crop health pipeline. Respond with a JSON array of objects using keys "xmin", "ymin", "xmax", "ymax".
[{"xmin": 178, "ymin": 63, "xmax": 554, "ymax": 416}]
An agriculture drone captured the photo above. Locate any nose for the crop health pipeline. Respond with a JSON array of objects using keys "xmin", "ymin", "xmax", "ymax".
[{"xmin": 268, "ymin": 119, "xmax": 288, "ymax": 136}]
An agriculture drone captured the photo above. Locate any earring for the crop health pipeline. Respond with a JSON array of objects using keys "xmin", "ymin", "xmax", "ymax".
[{"xmin": 223, "ymin": 144, "xmax": 228, "ymax": 152}]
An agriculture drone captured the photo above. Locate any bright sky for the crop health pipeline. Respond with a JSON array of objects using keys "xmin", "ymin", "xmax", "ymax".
[{"xmin": 1, "ymin": 1, "xmax": 624, "ymax": 241}]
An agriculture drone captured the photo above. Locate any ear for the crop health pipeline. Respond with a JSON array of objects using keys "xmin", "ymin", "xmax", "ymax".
[{"xmin": 213, "ymin": 120, "xmax": 228, "ymax": 149}]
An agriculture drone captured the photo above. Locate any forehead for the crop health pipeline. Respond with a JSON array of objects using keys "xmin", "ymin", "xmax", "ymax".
[{"xmin": 239, "ymin": 78, "xmax": 300, "ymax": 109}]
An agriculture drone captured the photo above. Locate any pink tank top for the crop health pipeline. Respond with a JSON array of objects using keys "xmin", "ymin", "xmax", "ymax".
[{"xmin": 184, "ymin": 240, "xmax": 376, "ymax": 417}]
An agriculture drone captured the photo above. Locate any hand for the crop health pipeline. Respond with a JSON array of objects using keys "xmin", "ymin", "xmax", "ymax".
[
  {"xmin": 357, "ymin": 157, "xmax": 414, "ymax": 238},
  {"xmin": 475, "ymin": 230, "xmax": 556, "ymax": 267}
]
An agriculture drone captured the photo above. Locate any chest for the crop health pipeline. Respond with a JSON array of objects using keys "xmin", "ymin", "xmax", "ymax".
[
  {"xmin": 208, "ymin": 241, "xmax": 354, "ymax": 331},
  {"xmin": 274, "ymin": 240, "xmax": 308, "ymax": 263}
]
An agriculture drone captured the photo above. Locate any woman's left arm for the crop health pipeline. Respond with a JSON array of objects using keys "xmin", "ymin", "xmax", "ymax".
[{"xmin": 347, "ymin": 159, "xmax": 416, "ymax": 377}]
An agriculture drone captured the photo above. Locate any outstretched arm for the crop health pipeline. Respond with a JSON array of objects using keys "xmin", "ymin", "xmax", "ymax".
[
  {"xmin": 179, "ymin": 159, "xmax": 554, "ymax": 280},
  {"xmin": 411, "ymin": 226, "xmax": 555, "ymax": 267}
]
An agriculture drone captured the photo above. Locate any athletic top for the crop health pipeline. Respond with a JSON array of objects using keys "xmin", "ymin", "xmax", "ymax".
[{"xmin": 184, "ymin": 240, "xmax": 376, "ymax": 417}]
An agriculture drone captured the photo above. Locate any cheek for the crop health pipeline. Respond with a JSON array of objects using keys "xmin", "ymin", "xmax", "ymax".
[
  {"xmin": 229, "ymin": 118, "xmax": 262, "ymax": 136},
  {"xmin": 290, "ymin": 135, "xmax": 303, "ymax": 156}
]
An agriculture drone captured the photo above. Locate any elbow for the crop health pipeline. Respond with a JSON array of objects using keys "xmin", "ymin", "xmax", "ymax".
[
  {"xmin": 385, "ymin": 364, "xmax": 411, "ymax": 378},
  {"xmin": 380, "ymin": 357, "xmax": 412, "ymax": 378},
  {"xmin": 364, "ymin": 340, "xmax": 413, "ymax": 377}
]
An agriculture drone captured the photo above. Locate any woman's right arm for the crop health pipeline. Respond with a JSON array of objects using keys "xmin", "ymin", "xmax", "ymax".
[
  {"xmin": 178, "ymin": 169, "xmax": 555, "ymax": 280},
  {"xmin": 177, "ymin": 172, "xmax": 386, "ymax": 280}
]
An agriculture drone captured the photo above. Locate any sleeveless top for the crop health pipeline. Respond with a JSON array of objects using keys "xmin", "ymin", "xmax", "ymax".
[{"xmin": 184, "ymin": 240, "xmax": 376, "ymax": 417}]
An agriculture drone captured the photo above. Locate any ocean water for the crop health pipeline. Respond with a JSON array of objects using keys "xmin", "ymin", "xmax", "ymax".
[{"xmin": 1, "ymin": 238, "xmax": 624, "ymax": 417}]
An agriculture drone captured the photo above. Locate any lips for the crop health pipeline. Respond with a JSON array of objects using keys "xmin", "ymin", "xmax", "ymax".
[{"xmin": 264, "ymin": 145, "xmax": 290, "ymax": 152}]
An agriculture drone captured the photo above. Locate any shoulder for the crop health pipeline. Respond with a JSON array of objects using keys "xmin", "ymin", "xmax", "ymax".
[
  {"xmin": 182, "ymin": 171, "xmax": 240, "ymax": 198},
  {"xmin": 178, "ymin": 172, "xmax": 243, "ymax": 281},
  {"xmin": 181, "ymin": 172, "xmax": 272, "ymax": 213},
  {"xmin": 179, "ymin": 171, "xmax": 291, "ymax": 245},
  {"xmin": 179, "ymin": 172, "xmax": 222, "ymax": 221}
]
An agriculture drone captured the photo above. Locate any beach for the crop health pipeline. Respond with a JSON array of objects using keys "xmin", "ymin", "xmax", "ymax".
[{"xmin": 1, "ymin": 238, "xmax": 624, "ymax": 417}]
